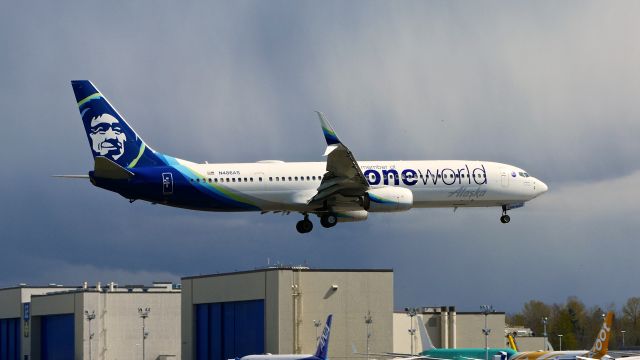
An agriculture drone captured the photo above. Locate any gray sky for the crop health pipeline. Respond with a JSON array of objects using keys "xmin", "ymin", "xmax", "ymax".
[{"xmin": 2, "ymin": 1, "xmax": 639, "ymax": 313}]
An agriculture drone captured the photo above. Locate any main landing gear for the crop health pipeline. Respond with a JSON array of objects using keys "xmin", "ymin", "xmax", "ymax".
[
  {"xmin": 296, "ymin": 214, "xmax": 313, "ymax": 234},
  {"xmin": 320, "ymin": 214, "xmax": 338, "ymax": 228},
  {"xmin": 500, "ymin": 205, "xmax": 511, "ymax": 224},
  {"xmin": 296, "ymin": 213, "xmax": 338, "ymax": 233}
]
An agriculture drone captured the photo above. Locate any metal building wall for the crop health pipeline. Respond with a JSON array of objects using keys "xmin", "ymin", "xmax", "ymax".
[
  {"xmin": 182, "ymin": 268, "xmax": 394, "ymax": 360},
  {"xmin": 30, "ymin": 288, "xmax": 181, "ymax": 360}
]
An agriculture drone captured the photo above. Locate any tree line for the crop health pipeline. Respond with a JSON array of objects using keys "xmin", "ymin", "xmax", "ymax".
[{"xmin": 506, "ymin": 296, "xmax": 640, "ymax": 350}]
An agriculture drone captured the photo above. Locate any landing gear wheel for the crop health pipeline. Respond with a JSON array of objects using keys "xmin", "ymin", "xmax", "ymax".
[
  {"xmin": 499, "ymin": 205, "xmax": 511, "ymax": 224},
  {"xmin": 320, "ymin": 214, "xmax": 338, "ymax": 228},
  {"xmin": 296, "ymin": 218, "xmax": 313, "ymax": 233}
]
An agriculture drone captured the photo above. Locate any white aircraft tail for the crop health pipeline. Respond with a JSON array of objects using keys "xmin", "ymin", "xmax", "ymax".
[{"xmin": 417, "ymin": 316, "xmax": 435, "ymax": 351}]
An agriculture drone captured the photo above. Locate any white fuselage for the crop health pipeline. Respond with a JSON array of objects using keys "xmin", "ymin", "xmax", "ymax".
[{"xmin": 176, "ymin": 159, "xmax": 548, "ymax": 212}]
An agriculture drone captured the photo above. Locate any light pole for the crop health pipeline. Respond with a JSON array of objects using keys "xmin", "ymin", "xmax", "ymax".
[
  {"xmin": 85, "ymin": 310, "xmax": 95, "ymax": 360},
  {"xmin": 621, "ymin": 330, "xmax": 626, "ymax": 348},
  {"xmin": 405, "ymin": 307, "xmax": 419, "ymax": 355},
  {"xmin": 480, "ymin": 305, "xmax": 494, "ymax": 360},
  {"xmin": 365, "ymin": 311, "xmax": 373, "ymax": 360},
  {"xmin": 557, "ymin": 334, "xmax": 563, "ymax": 351},
  {"xmin": 542, "ymin": 317, "xmax": 548, "ymax": 351},
  {"xmin": 313, "ymin": 320, "xmax": 321, "ymax": 346},
  {"xmin": 138, "ymin": 307, "xmax": 151, "ymax": 360}
]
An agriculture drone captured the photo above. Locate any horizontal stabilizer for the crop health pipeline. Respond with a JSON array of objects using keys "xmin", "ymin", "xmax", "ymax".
[
  {"xmin": 94, "ymin": 156, "xmax": 134, "ymax": 180},
  {"xmin": 52, "ymin": 175, "xmax": 90, "ymax": 179}
]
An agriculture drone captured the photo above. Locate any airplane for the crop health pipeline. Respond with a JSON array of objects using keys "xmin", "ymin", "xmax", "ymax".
[
  {"xmin": 416, "ymin": 317, "xmax": 516, "ymax": 360},
  {"xmin": 62, "ymin": 80, "xmax": 548, "ymax": 233},
  {"xmin": 361, "ymin": 316, "xmax": 514, "ymax": 360},
  {"xmin": 233, "ymin": 315, "xmax": 332, "ymax": 360},
  {"xmin": 509, "ymin": 311, "xmax": 614, "ymax": 360}
]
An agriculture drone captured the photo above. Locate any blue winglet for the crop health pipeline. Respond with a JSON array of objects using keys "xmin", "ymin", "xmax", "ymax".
[{"xmin": 316, "ymin": 111, "xmax": 340, "ymax": 145}]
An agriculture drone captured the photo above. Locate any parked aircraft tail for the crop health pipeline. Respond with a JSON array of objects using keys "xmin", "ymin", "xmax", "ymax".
[
  {"xmin": 71, "ymin": 80, "xmax": 165, "ymax": 169},
  {"xmin": 585, "ymin": 311, "xmax": 614, "ymax": 359},
  {"xmin": 314, "ymin": 315, "xmax": 333, "ymax": 360},
  {"xmin": 506, "ymin": 334, "xmax": 519, "ymax": 352},
  {"xmin": 417, "ymin": 316, "xmax": 435, "ymax": 351}
]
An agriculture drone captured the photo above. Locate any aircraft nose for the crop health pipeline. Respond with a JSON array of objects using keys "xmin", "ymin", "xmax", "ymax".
[{"xmin": 537, "ymin": 179, "xmax": 548, "ymax": 194}]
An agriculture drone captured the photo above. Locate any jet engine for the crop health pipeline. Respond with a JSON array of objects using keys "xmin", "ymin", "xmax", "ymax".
[
  {"xmin": 335, "ymin": 210, "xmax": 368, "ymax": 222},
  {"xmin": 364, "ymin": 186, "xmax": 413, "ymax": 212}
]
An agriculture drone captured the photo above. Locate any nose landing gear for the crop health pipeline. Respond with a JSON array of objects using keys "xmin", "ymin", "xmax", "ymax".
[
  {"xmin": 500, "ymin": 205, "xmax": 511, "ymax": 224},
  {"xmin": 296, "ymin": 214, "xmax": 314, "ymax": 234}
]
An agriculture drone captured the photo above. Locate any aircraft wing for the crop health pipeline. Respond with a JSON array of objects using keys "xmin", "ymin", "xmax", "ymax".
[{"xmin": 308, "ymin": 112, "xmax": 369, "ymax": 207}]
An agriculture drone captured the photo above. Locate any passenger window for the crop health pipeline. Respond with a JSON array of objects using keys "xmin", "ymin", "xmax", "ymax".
[
  {"xmin": 276, "ymin": 177, "xmax": 279, "ymax": 181},
  {"xmin": 269, "ymin": 177, "xmax": 273, "ymax": 181},
  {"xmin": 259, "ymin": 177, "xmax": 263, "ymax": 182},
  {"xmin": 306, "ymin": 176, "xmax": 310, "ymax": 180},
  {"xmin": 208, "ymin": 178, "xmax": 212, "ymax": 183},
  {"xmin": 438, "ymin": 174, "xmax": 441, "ymax": 178},
  {"xmin": 288, "ymin": 177, "xmax": 292, "ymax": 181},
  {"xmin": 250, "ymin": 177, "xmax": 253, "ymax": 182},
  {"xmin": 455, "ymin": 174, "xmax": 459, "ymax": 178},
  {"xmin": 214, "ymin": 178, "xmax": 218, "ymax": 182},
  {"xmin": 226, "ymin": 178, "xmax": 230, "ymax": 182},
  {"xmin": 461, "ymin": 174, "xmax": 465, "ymax": 178},
  {"xmin": 295, "ymin": 176, "xmax": 298, "ymax": 181},
  {"xmin": 232, "ymin": 178, "xmax": 236, "ymax": 182}
]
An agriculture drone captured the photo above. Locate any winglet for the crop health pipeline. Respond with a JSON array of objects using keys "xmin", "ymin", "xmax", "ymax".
[
  {"xmin": 316, "ymin": 111, "xmax": 340, "ymax": 145},
  {"xmin": 586, "ymin": 311, "xmax": 614, "ymax": 359}
]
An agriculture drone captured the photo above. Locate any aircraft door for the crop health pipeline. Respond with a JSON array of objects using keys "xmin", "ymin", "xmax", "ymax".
[
  {"xmin": 162, "ymin": 172, "xmax": 174, "ymax": 195},
  {"xmin": 501, "ymin": 170, "xmax": 509, "ymax": 187}
]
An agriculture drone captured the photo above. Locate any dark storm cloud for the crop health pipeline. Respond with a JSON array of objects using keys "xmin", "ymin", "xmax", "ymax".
[{"xmin": 1, "ymin": 1, "xmax": 639, "ymax": 312}]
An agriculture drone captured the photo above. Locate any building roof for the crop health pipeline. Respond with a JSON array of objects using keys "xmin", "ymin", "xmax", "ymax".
[{"xmin": 182, "ymin": 266, "xmax": 393, "ymax": 280}]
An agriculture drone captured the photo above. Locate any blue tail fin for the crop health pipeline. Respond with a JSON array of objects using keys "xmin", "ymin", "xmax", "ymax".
[
  {"xmin": 71, "ymin": 80, "xmax": 165, "ymax": 169},
  {"xmin": 314, "ymin": 315, "xmax": 332, "ymax": 360}
]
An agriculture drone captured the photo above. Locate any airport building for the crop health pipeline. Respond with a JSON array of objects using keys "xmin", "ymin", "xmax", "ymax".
[
  {"xmin": 393, "ymin": 307, "xmax": 508, "ymax": 354},
  {"xmin": 181, "ymin": 267, "xmax": 394, "ymax": 360},
  {"xmin": 0, "ymin": 268, "xmax": 544, "ymax": 360},
  {"xmin": 0, "ymin": 285, "xmax": 80, "ymax": 360},
  {"xmin": 0, "ymin": 282, "xmax": 180, "ymax": 360}
]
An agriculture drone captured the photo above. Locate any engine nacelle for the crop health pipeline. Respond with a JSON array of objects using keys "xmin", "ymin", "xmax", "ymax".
[
  {"xmin": 335, "ymin": 210, "xmax": 368, "ymax": 222},
  {"xmin": 364, "ymin": 187, "xmax": 413, "ymax": 212}
]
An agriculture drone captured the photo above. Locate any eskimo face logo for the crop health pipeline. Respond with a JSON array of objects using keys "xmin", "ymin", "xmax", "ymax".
[{"xmin": 88, "ymin": 113, "xmax": 127, "ymax": 160}]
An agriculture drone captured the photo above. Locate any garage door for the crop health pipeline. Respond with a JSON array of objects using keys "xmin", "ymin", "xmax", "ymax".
[
  {"xmin": 0, "ymin": 318, "xmax": 20, "ymax": 360},
  {"xmin": 196, "ymin": 299, "xmax": 264, "ymax": 360},
  {"xmin": 41, "ymin": 314, "xmax": 74, "ymax": 360}
]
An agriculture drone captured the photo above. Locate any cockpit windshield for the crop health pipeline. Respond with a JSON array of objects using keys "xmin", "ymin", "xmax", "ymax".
[{"xmin": 518, "ymin": 171, "xmax": 530, "ymax": 178}]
